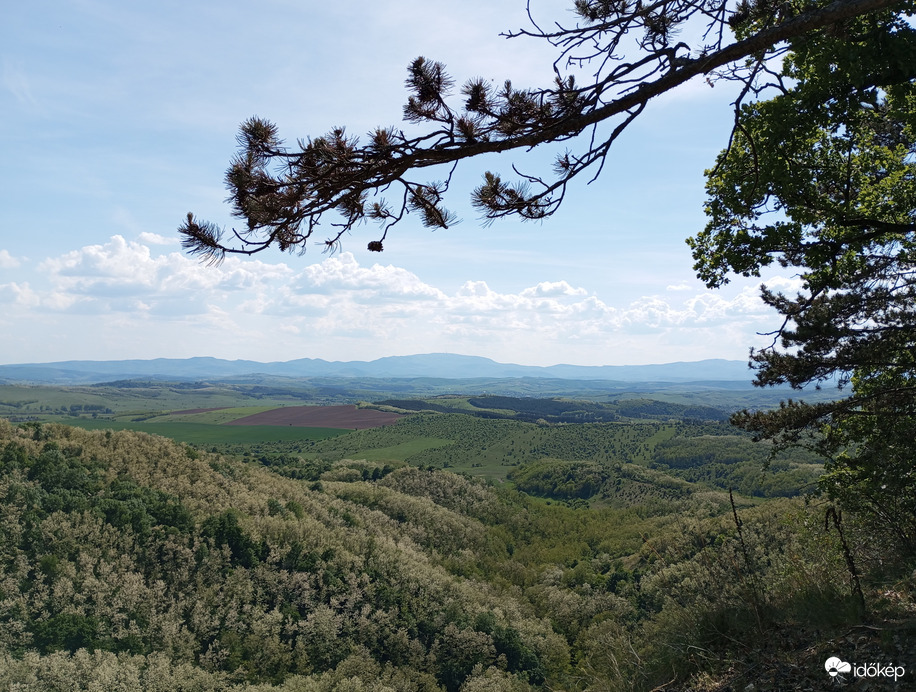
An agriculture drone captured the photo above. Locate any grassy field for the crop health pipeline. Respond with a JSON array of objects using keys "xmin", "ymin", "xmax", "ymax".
[
  {"xmin": 135, "ymin": 406, "xmax": 280, "ymax": 424},
  {"xmin": 0, "ymin": 383, "xmax": 316, "ymax": 417},
  {"xmin": 53, "ymin": 419, "xmax": 348, "ymax": 445},
  {"xmin": 2, "ymin": 385, "xmax": 382, "ymax": 447},
  {"xmin": 3, "ymin": 382, "xmax": 824, "ymax": 498},
  {"xmin": 343, "ymin": 437, "xmax": 454, "ymax": 462}
]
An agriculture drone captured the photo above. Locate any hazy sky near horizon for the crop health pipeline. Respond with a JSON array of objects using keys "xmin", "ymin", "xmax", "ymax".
[{"xmin": 1, "ymin": 0, "xmax": 798, "ymax": 367}]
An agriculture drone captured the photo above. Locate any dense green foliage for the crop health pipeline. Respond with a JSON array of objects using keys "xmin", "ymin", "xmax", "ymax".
[
  {"xmin": 0, "ymin": 421, "xmax": 563, "ymax": 689},
  {"xmin": 690, "ymin": 2, "xmax": 916, "ymax": 553},
  {"xmin": 297, "ymin": 413, "xmax": 821, "ymax": 500},
  {"xmin": 509, "ymin": 460, "xmax": 607, "ymax": 500},
  {"xmin": 378, "ymin": 395, "xmax": 731, "ymax": 424},
  {"xmin": 1, "ymin": 413, "xmax": 909, "ymax": 690},
  {"xmin": 651, "ymin": 435, "xmax": 824, "ymax": 497}
]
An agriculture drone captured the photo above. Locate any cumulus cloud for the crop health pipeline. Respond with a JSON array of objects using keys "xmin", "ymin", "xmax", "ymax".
[
  {"xmin": 297, "ymin": 253, "xmax": 445, "ymax": 300},
  {"xmin": 0, "ymin": 250, "xmax": 22, "ymax": 268},
  {"xmin": 6, "ymin": 237, "xmax": 792, "ymax": 364},
  {"xmin": 521, "ymin": 281, "xmax": 589, "ymax": 298},
  {"xmin": 0, "ymin": 282, "xmax": 40, "ymax": 308},
  {"xmin": 250, "ymin": 254, "xmax": 781, "ymax": 358},
  {"xmin": 38, "ymin": 235, "xmax": 292, "ymax": 308}
]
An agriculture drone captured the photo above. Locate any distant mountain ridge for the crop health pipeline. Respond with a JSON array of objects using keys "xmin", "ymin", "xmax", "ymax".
[{"xmin": 0, "ymin": 354, "xmax": 751, "ymax": 385}]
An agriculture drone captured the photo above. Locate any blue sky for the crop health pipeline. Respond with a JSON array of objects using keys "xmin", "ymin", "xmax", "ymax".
[{"xmin": 0, "ymin": 0, "xmax": 799, "ymax": 367}]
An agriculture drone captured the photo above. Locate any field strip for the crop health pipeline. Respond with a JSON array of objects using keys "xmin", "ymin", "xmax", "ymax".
[
  {"xmin": 224, "ymin": 404, "xmax": 402, "ymax": 429},
  {"xmin": 148, "ymin": 406, "xmax": 281, "ymax": 424},
  {"xmin": 48, "ymin": 419, "xmax": 348, "ymax": 444}
]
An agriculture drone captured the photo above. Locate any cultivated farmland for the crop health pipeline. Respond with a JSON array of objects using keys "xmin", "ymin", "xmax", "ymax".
[{"xmin": 224, "ymin": 404, "xmax": 401, "ymax": 429}]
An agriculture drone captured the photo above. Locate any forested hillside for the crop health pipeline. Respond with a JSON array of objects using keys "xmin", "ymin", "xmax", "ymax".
[
  {"xmin": 289, "ymin": 413, "xmax": 822, "ymax": 501},
  {"xmin": 2, "ymin": 418, "xmax": 912, "ymax": 690},
  {"xmin": 374, "ymin": 395, "xmax": 730, "ymax": 423}
]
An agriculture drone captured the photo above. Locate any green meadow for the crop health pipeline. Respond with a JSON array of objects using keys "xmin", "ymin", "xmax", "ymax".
[
  {"xmin": 55, "ymin": 418, "xmax": 347, "ymax": 445},
  {"xmin": 131, "ymin": 406, "xmax": 279, "ymax": 424}
]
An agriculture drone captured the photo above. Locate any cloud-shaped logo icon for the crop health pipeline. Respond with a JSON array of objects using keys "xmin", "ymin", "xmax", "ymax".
[{"xmin": 825, "ymin": 657, "xmax": 852, "ymax": 677}]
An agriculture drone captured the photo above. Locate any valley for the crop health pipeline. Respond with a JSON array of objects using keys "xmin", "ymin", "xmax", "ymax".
[{"xmin": 0, "ymin": 377, "xmax": 912, "ymax": 690}]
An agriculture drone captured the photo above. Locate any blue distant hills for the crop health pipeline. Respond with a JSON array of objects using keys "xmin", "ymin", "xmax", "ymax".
[{"xmin": 0, "ymin": 354, "xmax": 752, "ymax": 385}]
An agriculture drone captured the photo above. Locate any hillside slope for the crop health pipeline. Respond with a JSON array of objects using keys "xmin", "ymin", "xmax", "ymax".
[{"xmin": 0, "ymin": 420, "xmax": 912, "ymax": 691}]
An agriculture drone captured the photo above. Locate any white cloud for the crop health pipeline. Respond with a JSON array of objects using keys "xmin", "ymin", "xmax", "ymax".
[
  {"xmin": 3, "ymin": 237, "xmax": 795, "ymax": 365},
  {"xmin": 137, "ymin": 232, "xmax": 177, "ymax": 245},
  {"xmin": 521, "ymin": 281, "xmax": 589, "ymax": 298},
  {"xmin": 43, "ymin": 291, "xmax": 83, "ymax": 312},
  {"xmin": 297, "ymin": 253, "xmax": 445, "ymax": 300},
  {"xmin": 0, "ymin": 250, "xmax": 22, "ymax": 268},
  {"xmin": 0, "ymin": 282, "xmax": 40, "ymax": 308},
  {"xmin": 761, "ymin": 275, "xmax": 806, "ymax": 292},
  {"xmin": 38, "ymin": 235, "xmax": 293, "ymax": 307}
]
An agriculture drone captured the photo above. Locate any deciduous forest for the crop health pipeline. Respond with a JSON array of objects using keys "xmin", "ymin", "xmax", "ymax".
[{"xmin": 1, "ymin": 387, "xmax": 913, "ymax": 689}]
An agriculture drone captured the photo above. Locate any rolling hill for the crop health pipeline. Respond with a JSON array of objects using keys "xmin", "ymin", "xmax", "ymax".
[{"xmin": 0, "ymin": 354, "xmax": 752, "ymax": 385}]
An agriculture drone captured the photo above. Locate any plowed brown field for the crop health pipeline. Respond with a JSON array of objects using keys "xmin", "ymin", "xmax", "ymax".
[{"xmin": 223, "ymin": 405, "xmax": 401, "ymax": 430}]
